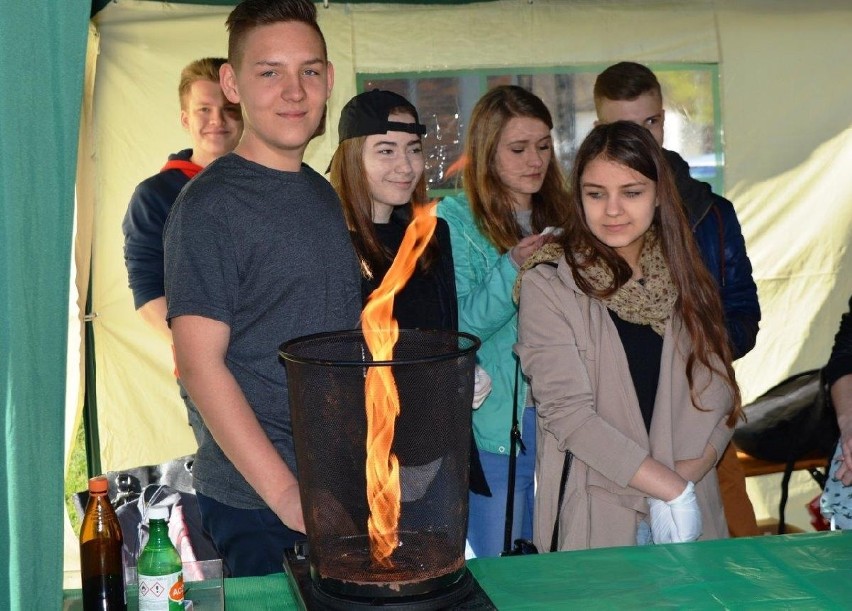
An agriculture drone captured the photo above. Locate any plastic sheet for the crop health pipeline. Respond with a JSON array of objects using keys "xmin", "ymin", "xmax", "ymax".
[{"xmin": 467, "ymin": 531, "xmax": 852, "ymax": 609}]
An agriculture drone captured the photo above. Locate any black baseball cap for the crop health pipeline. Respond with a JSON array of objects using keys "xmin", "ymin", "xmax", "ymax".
[{"xmin": 337, "ymin": 89, "xmax": 427, "ymax": 143}]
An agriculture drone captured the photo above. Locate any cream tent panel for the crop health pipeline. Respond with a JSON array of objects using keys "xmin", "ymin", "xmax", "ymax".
[
  {"xmin": 80, "ymin": 2, "xmax": 852, "ymax": 531},
  {"xmin": 718, "ymin": 1, "xmax": 852, "ymax": 403},
  {"xmin": 86, "ymin": 4, "xmax": 237, "ymax": 472}
]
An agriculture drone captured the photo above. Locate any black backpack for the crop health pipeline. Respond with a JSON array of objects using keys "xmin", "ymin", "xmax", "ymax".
[
  {"xmin": 733, "ymin": 369, "xmax": 838, "ymax": 463},
  {"xmin": 732, "ymin": 369, "xmax": 839, "ymax": 533}
]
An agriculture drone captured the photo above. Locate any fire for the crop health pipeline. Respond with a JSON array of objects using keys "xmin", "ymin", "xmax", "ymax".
[
  {"xmin": 445, "ymin": 154, "xmax": 467, "ymax": 180},
  {"xmin": 361, "ymin": 203, "xmax": 438, "ymax": 568}
]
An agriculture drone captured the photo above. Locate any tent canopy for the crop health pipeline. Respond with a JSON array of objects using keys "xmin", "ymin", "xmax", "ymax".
[{"xmin": 90, "ymin": 0, "xmax": 495, "ymax": 17}]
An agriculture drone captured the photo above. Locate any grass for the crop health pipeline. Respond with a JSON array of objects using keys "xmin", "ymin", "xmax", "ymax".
[{"xmin": 64, "ymin": 418, "xmax": 89, "ymax": 533}]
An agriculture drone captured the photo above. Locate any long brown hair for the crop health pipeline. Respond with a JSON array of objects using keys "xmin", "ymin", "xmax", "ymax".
[
  {"xmin": 328, "ymin": 108, "xmax": 434, "ymax": 279},
  {"xmin": 562, "ymin": 121, "xmax": 741, "ymax": 423},
  {"xmin": 463, "ymin": 85, "xmax": 569, "ymax": 253}
]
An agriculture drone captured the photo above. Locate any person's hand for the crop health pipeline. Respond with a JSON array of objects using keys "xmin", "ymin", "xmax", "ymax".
[
  {"xmin": 835, "ymin": 410, "xmax": 852, "ymax": 485},
  {"xmin": 674, "ymin": 444, "xmax": 717, "ymax": 483},
  {"xmin": 836, "ymin": 435, "xmax": 852, "ymax": 486},
  {"xmin": 648, "ymin": 498, "xmax": 676, "ymax": 544},
  {"xmin": 510, "ymin": 233, "xmax": 548, "ymax": 267},
  {"xmin": 472, "ymin": 365, "xmax": 492, "ymax": 409},
  {"xmin": 271, "ymin": 482, "xmax": 306, "ymax": 534},
  {"xmin": 668, "ymin": 481, "xmax": 702, "ymax": 542}
]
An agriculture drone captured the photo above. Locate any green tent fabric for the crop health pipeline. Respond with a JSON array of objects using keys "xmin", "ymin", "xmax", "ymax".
[{"xmin": 0, "ymin": 3, "xmax": 88, "ymax": 609}]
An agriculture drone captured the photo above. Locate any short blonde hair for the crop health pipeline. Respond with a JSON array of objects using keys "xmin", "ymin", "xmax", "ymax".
[{"xmin": 178, "ymin": 57, "xmax": 227, "ymax": 110}]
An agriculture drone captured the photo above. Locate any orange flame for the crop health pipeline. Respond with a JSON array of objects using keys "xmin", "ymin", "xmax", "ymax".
[
  {"xmin": 445, "ymin": 154, "xmax": 468, "ymax": 179},
  {"xmin": 360, "ymin": 203, "xmax": 438, "ymax": 568}
]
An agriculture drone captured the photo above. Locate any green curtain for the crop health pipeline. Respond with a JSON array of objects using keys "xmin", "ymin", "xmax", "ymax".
[{"xmin": 0, "ymin": 2, "xmax": 88, "ymax": 608}]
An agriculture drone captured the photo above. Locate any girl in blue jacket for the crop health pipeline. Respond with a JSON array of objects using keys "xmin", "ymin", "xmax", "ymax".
[{"xmin": 438, "ymin": 85, "xmax": 569, "ymax": 557}]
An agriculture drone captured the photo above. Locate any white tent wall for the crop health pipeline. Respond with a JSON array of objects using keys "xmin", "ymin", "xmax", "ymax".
[{"xmin": 77, "ymin": 0, "xmax": 851, "ymax": 539}]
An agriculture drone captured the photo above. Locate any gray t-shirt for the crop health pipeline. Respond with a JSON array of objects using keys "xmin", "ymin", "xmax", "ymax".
[{"xmin": 164, "ymin": 153, "xmax": 361, "ymax": 509}]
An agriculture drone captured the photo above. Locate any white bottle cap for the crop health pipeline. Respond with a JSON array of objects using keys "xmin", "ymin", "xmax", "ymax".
[{"xmin": 147, "ymin": 505, "xmax": 170, "ymax": 521}]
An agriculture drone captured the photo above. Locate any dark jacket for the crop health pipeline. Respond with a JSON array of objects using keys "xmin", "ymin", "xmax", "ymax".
[
  {"xmin": 825, "ymin": 296, "xmax": 852, "ymax": 386},
  {"xmin": 358, "ymin": 207, "xmax": 490, "ymax": 497},
  {"xmin": 664, "ymin": 149, "xmax": 761, "ymax": 359},
  {"xmin": 122, "ymin": 149, "xmax": 200, "ymax": 309}
]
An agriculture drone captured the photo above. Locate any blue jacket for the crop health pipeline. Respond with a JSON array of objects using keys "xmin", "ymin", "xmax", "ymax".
[
  {"xmin": 664, "ymin": 149, "xmax": 761, "ymax": 359},
  {"xmin": 122, "ymin": 149, "xmax": 200, "ymax": 309},
  {"xmin": 437, "ymin": 194, "xmax": 528, "ymax": 455}
]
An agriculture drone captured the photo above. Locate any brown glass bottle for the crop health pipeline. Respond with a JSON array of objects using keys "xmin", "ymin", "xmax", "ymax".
[{"xmin": 79, "ymin": 475, "xmax": 127, "ymax": 610}]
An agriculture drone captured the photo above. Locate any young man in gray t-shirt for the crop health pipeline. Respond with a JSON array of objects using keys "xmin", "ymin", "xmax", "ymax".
[{"xmin": 163, "ymin": 0, "xmax": 360, "ymax": 577}]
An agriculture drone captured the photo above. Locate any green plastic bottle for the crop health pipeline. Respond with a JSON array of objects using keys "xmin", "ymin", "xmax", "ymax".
[{"xmin": 137, "ymin": 506, "xmax": 184, "ymax": 610}]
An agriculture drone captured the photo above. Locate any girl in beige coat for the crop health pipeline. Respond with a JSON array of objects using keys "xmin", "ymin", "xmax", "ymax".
[{"xmin": 516, "ymin": 121, "xmax": 742, "ymax": 551}]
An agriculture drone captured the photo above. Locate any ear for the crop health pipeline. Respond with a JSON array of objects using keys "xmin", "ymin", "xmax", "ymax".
[
  {"xmin": 593, "ymin": 119, "xmax": 601, "ymax": 127},
  {"xmin": 180, "ymin": 109, "xmax": 189, "ymax": 131},
  {"xmin": 220, "ymin": 63, "xmax": 241, "ymax": 105},
  {"xmin": 326, "ymin": 61, "xmax": 335, "ymax": 99}
]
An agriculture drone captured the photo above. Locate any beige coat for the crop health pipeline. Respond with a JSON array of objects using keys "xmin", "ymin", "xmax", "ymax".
[{"xmin": 515, "ymin": 258, "xmax": 734, "ymax": 552}]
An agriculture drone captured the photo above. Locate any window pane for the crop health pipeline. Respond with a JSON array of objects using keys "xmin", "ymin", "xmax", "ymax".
[{"xmin": 657, "ymin": 69, "xmax": 722, "ymax": 191}]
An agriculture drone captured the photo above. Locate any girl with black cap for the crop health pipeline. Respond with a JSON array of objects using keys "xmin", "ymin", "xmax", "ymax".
[
  {"xmin": 329, "ymin": 89, "xmax": 452, "ymax": 331},
  {"xmin": 328, "ymin": 89, "xmax": 491, "ymax": 517}
]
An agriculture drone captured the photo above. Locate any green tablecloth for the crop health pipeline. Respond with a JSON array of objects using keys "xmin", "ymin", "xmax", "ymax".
[{"xmin": 66, "ymin": 531, "xmax": 852, "ymax": 609}]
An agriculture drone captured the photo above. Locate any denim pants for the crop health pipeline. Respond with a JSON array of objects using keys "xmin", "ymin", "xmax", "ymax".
[
  {"xmin": 196, "ymin": 492, "xmax": 303, "ymax": 577},
  {"xmin": 466, "ymin": 406, "xmax": 536, "ymax": 558}
]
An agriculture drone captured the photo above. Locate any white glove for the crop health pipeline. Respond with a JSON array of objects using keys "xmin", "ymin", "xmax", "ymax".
[
  {"xmin": 649, "ymin": 481, "xmax": 702, "ymax": 544},
  {"xmin": 648, "ymin": 497, "xmax": 676, "ymax": 544},
  {"xmin": 472, "ymin": 365, "xmax": 492, "ymax": 409},
  {"xmin": 668, "ymin": 481, "xmax": 702, "ymax": 542}
]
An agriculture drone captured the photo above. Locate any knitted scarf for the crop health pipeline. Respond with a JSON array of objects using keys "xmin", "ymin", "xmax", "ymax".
[{"xmin": 514, "ymin": 230, "xmax": 677, "ymax": 337}]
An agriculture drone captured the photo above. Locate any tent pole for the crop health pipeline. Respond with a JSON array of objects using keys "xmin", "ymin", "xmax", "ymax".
[{"xmin": 82, "ymin": 260, "xmax": 102, "ymax": 477}]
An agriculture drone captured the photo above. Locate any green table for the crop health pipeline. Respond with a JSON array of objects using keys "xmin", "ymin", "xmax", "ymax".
[{"xmin": 66, "ymin": 531, "xmax": 852, "ymax": 609}]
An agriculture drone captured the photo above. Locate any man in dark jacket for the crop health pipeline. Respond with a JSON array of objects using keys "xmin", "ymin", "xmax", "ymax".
[
  {"xmin": 122, "ymin": 57, "xmax": 242, "ymax": 444},
  {"xmin": 594, "ymin": 61, "xmax": 761, "ymax": 537}
]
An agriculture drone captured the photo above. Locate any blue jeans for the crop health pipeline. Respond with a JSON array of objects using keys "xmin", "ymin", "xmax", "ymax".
[
  {"xmin": 196, "ymin": 492, "xmax": 303, "ymax": 577},
  {"xmin": 467, "ymin": 407, "xmax": 536, "ymax": 558}
]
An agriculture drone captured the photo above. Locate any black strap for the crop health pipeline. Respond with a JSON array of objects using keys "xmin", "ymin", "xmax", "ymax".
[
  {"xmin": 503, "ymin": 352, "xmax": 572, "ymax": 554},
  {"xmin": 502, "ymin": 359, "xmax": 526, "ymax": 555},
  {"xmin": 777, "ymin": 459, "xmax": 795, "ymax": 534},
  {"xmin": 550, "ymin": 450, "xmax": 573, "ymax": 552}
]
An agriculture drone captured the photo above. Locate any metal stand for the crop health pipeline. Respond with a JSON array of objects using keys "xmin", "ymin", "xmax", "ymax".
[{"xmin": 283, "ymin": 543, "xmax": 496, "ymax": 611}]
